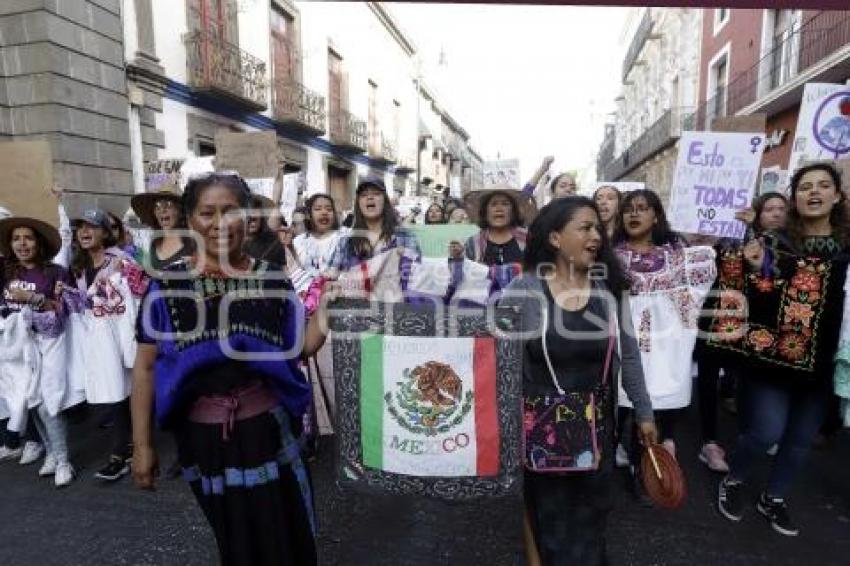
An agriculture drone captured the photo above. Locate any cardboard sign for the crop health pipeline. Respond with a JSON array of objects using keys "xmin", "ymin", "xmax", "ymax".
[
  {"xmin": 144, "ymin": 159, "xmax": 184, "ymax": 192},
  {"xmin": 0, "ymin": 140, "xmax": 57, "ymax": 226},
  {"xmin": 789, "ymin": 83, "xmax": 850, "ymax": 172},
  {"xmin": 711, "ymin": 114, "xmax": 767, "ymax": 134},
  {"xmin": 669, "ymin": 131, "xmax": 766, "ymax": 239},
  {"xmin": 214, "ymin": 130, "xmax": 281, "ymax": 179},
  {"xmin": 759, "ymin": 166, "xmax": 789, "ymax": 194}
]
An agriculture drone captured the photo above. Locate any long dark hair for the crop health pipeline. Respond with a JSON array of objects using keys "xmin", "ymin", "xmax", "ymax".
[
  {"xmin": 182, "ymin": 173, "xmax": 252, "ymax": 216},
  {"xmin": 786, "ymin": 162, "xmax": 850, "ymax": 249},
  {"xmin": 70, "ymin": 222, "xmax": 118, "ymax": 277},
  {"xmin": 348, "ymin": 188, "xmax": 399, "ymax": 260},
  {"xmin": 304, "ymin": 194, "xmax": 340, "ymax": 233},
  {"xmin": 2, "ymin": 225, "xmax": 53, "ymax": 283},
  {"xmin": 751, "ymin": 192, "xmax": 788, "ymax": 234},
  {"xmin": 478, "ymin": 190, "xmax": 523, "ymax": 230},
  {"xmin": 524, "ymin": 196, "xmax": 630, "ymax": 295},
  {"xmin": 614, "ymin": 189, "xmax": 680, "ymax": 246},
  {"xmin": 424, "ymin": 203, "xmax": 446, "ymax": 225},
  {"xmin": 593, "ymin": 184, "xmax": 623, "ymax": 233}
]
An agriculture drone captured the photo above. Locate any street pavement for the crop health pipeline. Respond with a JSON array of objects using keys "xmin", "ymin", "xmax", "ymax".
[{"xmin": 1, "ymin": 402, "xmax": 849, "ymax": 565}]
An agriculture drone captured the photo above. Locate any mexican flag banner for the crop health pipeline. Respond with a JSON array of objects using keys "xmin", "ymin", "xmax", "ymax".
[{"xmin": 360, "ymin": 334, "xmax": 500, "ymax": 477}]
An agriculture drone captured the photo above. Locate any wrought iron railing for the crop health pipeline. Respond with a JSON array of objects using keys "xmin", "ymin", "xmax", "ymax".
[
  {"xmin": 272, "ymin": 79, "xmax": 326, "ymax": 134},
  {"xmin": 329, "ymin": 109, "xmax": 367, "ymax": 151},
  {"xmin": 599, "ymin": 107, "xmax": 693, "ymax": 181},
  {"xmin": 184, "ymin": 29, "xmax": 267, "ymax": 109},
  {"xmin": 622, "ymin": 9, "xmax": 653, "ymax": 82}
]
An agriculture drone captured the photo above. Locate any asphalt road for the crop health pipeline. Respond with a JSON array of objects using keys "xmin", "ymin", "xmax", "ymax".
[{"xmin": 1, "ymin": 402, "xmax": 849, "ymax": 566}]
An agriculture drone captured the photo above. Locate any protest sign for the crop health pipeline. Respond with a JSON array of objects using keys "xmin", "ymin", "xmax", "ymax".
[
  {"xmin": 244, "ymin": 178, "xmax": 275, "ymax": 201},
  {"xmin": 214, "ymin": 130, "xmax": 281, "ymax": 178},
  {"xmin": 759, "ymin": 166, "xmax": 789, "ymax": 194},
  {"xmin": 408, "ymin": 224, "xmax": 480, "ymax": 258},
  {"xmin": 0, "ymin": 140, "xmax": 57, "ymax": 226},
  {"xmin": 179, "ymin": 156, "xmax": 215, "ymax": 189},
  {"xmin": 144, "ymin": 159, "xmax": 184, "ymax": 192},
  {"xmin": 331, "ymin": 301, "xmax": 522, "ymax": 499},
  {"xmin": 397, "ymin": 196, "xmax": 431, "ymax": 224},
  {"xmin": 789, "ymin": 83, "xmax": 850, "ymax": 172},
  {"xmin": 669, "ymin": 131, "xmax": 765, "ymax": 239},
  {"xmin": 483, "ymin": 159, "xmax": 521, "ymax": 189}
]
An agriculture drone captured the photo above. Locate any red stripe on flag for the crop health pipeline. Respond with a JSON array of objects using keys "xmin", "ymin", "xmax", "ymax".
[{"xmin": 473, "ymin": 337, "xmax": 499, "ymax": 476}]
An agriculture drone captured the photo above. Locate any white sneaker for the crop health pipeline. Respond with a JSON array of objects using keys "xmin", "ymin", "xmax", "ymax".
[
  {"xmin": 39, "ymin": 454, "xmax": 57, "ymax": 476},
  {"xmin": 19, "ymin": 441, "xmax": 44, "ymax": 465},
  {"xmin": 54, "ymin": 463, "xmax": 75, "ymax": 488},
  {"xmin": 767, "ymin": 443, "xmax": 779, "ymax": 456},
  {"xmin": 0, "ymin": 446, "xmax": 24, "ymax": 462},
  {"xmin": 615, "ymin": 443, "xmax": 630, "ymax": 468}
]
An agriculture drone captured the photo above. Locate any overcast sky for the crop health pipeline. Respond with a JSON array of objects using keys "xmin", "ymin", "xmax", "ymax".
[{"xmin": 386, "ymin": 2, "xmax": 632, "ymax": 183}]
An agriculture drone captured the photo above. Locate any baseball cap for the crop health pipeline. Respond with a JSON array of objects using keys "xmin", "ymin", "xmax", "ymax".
[
  {"xmin": 73, "ymin": 208, "xmax": 112, "ymax": 231},
  {"xmin": 356, "ymin": 177, "xmax": 387, "ymax": 194}
]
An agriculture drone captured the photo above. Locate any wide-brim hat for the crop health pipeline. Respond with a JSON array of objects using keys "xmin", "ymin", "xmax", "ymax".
[
  {"xmin": 130, "ymin": 186, "xmax": 184, "ymax": 228},
  {"xmin": 463, "ymin": 184, "xmax": 538, "ymax": 225},
  {"xmin": 0, "ymin": 216, "xmax": 62, "ymax": 260}
]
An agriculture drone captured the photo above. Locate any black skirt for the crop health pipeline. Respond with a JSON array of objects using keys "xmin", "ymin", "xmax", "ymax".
[
  {"xmin": 524, "ymin": 402, "xmax": 615, "ymax": 566},
  {"xmin": 175, "ymin": 405, "xmax": 317, "ymax": 566}
]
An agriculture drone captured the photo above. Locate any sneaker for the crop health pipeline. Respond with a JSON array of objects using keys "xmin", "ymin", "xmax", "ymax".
[
  {"xmin": 615, "ymin": 443, "xmax": 630, "ymax": 468},
  {"xmin": 39, "ymin": 454, "xmax": 57, "ymax": 477},
  {"xmin": 54, "ymin": 463, "xmax": 75, "ymax": 488},
  {"xmin": 662, "ymin": 439, "xmax": 677, "ymax": 460},
  {"xmin": 756, "ymin": 493, "xmax": 799, "ymax": 536},
  {"xmin": 767, "ymin": 443, "xmax": 779, "ymax": 456},
  {"xmin": 94, "ymin": 456, "xmax": 129, "ymax": 481},
  {"xmin": 19, "ymin": 441, "xmax": 44, "ymax": 465},
  {"xmin": 718, "ymin": 475, "xmax": 744, "ymax": 522},
  {"xmin": 699, "ymin": 442, "xmax": 730, "ymax": 473},
  {"xmin": 0, "ymin": 446, "xmax": 23, "ymax": 462}
]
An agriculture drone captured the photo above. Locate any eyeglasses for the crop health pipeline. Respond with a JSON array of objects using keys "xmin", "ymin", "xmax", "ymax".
[
  {"xmin": 154, "ymin": 200, "xmax": 177, "ymax": 211},
  {"xmin": 623, "ymin": 205, "xmax": 652, "ymax": 215}
]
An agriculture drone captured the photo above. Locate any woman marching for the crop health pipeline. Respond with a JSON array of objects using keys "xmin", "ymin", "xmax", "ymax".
[
  {"xmin": 593, "ymin": 184, "xmax": 622, "ymax": 241},
  {"xmin": 716, "ymin": 163, "xmax": 849, "ymax": 536},
  {"xmin": 130, "ymin": 184, "xmax": 195, "ymax": 272},
  {"xmin": 131, "ymin": 173, "xmax": 335, "ymax": 565},
  {"xmin": 0, "ymin": 216, "xmax": 82, "ymax": 486},
  {"xmin": 463, "ymin": 185, "xmax": 536, "ymax": 294},
  {"xmin": 502, "ymin": 196, "xmax": 656, "ymax": 565},
  {"xmin": 65, "ymin": 208, "xmax": 144, "ymax": 482},
  {"xmin": 613, "ymin": 190, "xmax": 716, "ymax": 462}
]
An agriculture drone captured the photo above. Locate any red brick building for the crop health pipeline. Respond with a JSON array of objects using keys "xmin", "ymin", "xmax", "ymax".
[{"xmin": 696, "ymin": 9, "xmax": 850, "ymax": 181}]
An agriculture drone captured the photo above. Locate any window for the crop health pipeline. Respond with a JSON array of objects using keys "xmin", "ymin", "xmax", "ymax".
[
  {"xmin": 713, "ymin": 7, "xmax": 730, "ymax": 35},
  {"xmin": 768, "ymin": 9, "xmax": 800, "ymax": 89},
  {"xmin": 368, "ymin": 80, "xmax": 379, "ymax": 154},
  {"xmin": 187, "ymin": 0, "xmax": 236, "ymax": 39},
  {"xmin": 271, "ymin": 4, "xmax": 297, "ymax": 84},
  {"xmin": 328, "ymin": 49, "xmax": 344, "ymax": 117},
  {"xmin": 706, "ymin": 47, "xmax": 730, "ymax": 125}
]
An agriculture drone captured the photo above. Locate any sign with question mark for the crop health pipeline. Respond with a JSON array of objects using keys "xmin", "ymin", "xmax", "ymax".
[{"xmin": 669, "ymin": 131, "xmax": 766, "ymax": 240}]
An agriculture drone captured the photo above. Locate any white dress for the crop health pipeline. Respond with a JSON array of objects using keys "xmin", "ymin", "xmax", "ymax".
[{"xmin": 616, "ymin": 244, "xmax": 717, "ymax": 410}]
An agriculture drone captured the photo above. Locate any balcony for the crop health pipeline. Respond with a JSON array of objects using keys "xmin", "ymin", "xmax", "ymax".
[
  {"xmin": 329, "ymin": 109, "xmax": 367, "ymax": 152},
  {"xmin": 272, "ymin": 80, "xmax": 326, "ymax": 135},
  {"xmin": 720, "ymin": 11, "xmax": 850, "ymax": 116},
  {"xmin": 599, "ymin": 107, "xmax": 693, "ymax": 181},
  {"xmin": 622, "ymin": 10, "xmax": 654, "ymax": 82},
  {"xmin": 184, "ymin": 30, "xmax": 267, "ymax": 111}
]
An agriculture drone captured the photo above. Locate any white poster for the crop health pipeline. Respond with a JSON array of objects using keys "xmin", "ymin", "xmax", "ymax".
[
  {"xmin": 483, "ymin": 159, "xmax": 521, "ymax": 189},
  {"xmin": 244, "ymin": 177, "xmax": 275, "ymax": 200},
  {"xmin": 789, "ymin": 82, "xmax": 850, "ymax": 173},
  {"xmin": 669, "ymin": 131, "xmax": 766, "ymax": 239},
  {"xmin": 759, "ymin": 166, "xmax": 789, "ymax": 195}
]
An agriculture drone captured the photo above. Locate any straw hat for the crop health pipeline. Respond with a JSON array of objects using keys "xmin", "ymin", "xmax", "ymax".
[
  {"xmin": 463, "ymin": 184, "xmax": 538, "ymax": 225},
  {"xmin": 0, "ymin": 216, "xmax": 62, "ymax": 260},
  {"xmin": 130, "ymin": 185, "xmax": 183, "ymax": 228}
]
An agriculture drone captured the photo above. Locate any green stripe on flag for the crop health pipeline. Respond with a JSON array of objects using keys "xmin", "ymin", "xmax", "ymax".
[{"xmin": 360, "ymin": 334, "xmax": 384, "ymax": 470}]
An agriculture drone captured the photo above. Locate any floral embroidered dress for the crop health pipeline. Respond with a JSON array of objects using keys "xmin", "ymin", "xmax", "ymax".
[
  {"xmin": 707, "ymin": 234, "xmax": 849, "ymax": 388},
  {"xmin": 616, "ymin": 243, "xmax": 717, "ymax": 410}
]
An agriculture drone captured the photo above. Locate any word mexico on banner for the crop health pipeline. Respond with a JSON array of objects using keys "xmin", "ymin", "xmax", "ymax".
[
  {"xmin": 359, "ymin": 335, "xmax": 499, "ymax": 478},
  {"xmin": 669, "ymin": 131, "xmax": 765, "ymax": 240}
]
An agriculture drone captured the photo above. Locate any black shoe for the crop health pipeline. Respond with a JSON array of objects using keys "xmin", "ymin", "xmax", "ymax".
[
  {"xmin": 94, "ymin": 456, "xmax": 130, "ymax": 481},
  {"xmin": 718, "ymin": 475, "xmax": 744, "ymax": 522},
  {"xmin": 756, "ymin": 493, "xmax": 799, "ymax": 536}
]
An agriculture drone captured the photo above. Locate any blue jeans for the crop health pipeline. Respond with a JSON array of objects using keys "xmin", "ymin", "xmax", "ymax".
[{"xmin": 729, "ymin": 378, "xmax": 830, "ymax": 498}]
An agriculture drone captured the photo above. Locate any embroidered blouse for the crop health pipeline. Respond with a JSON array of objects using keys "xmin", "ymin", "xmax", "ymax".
[{"xmin": 136, "ymin": 259, "xmax": 311, "ymax": 428}]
